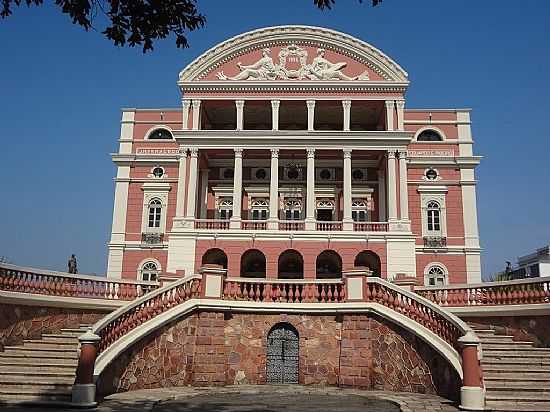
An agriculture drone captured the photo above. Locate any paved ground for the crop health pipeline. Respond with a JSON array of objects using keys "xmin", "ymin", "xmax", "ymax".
[{"xmin": 1, "ymin": 386, "xmax": 460, "ymax": 412}]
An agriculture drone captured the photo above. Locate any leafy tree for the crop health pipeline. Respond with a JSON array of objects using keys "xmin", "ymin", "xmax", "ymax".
[{"xmin": 1, "ymin": 0, "xmax": 382, "ymax": 52}]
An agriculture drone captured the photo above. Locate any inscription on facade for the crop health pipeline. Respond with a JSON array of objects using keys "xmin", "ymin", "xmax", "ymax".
[
  {"xmin": 407, "ymin": 150, "xmax": 454, "ymax": 157},
  {"xmin": 136, "ymin": 148, "xmax": 179, "ymax": 155}
]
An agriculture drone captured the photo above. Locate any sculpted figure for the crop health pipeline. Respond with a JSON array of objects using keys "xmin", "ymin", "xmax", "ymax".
[
  {"xmin": 68, "ymin": 254, "xmax": 78, "ymax": 274},
  {"xmin": 307, "ymin": 48, "xmax": 369, "ymax": 81},
  {"xmin": 217, "ymin": 48, "xmax": 278, "ymax": 80}
]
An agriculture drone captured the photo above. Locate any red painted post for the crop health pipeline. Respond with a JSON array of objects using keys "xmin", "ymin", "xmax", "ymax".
[
  {"xmin": 72, "ymin": 329, "xmax": 101, "ymax": 407},
  {"xmin": 458, "ymin": 331, "xmax": 485, "ymax": 411}
]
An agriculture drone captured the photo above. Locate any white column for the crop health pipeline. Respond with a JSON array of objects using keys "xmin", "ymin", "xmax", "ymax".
[
  {"xmin": 377, "ymin": 169, "xmax": 386, "ymax": 222},
  {"xmin": 342, "ymin": 148, "xmax": 353, "ymax": 230},
  {"xmin": 385, "ymin": 100, "xmax": 395, "ymax": 131},
  {"xmin": 182, "ymin": 99, "xmax": 191, "ymax": 130},
  {"xmin": 175, "ymin": 147, "xmax": 188, "ymax": 217},
  {"xmin": 191, "ymin": 100, "xmax": 201, "ymax": 130},
  {"xmin": 199, "ymin": 169, "xmax": 209, "ymax": 219},
  {"xmin": 305, "ymin": 148, "xmax": 316, "ymax": 229},
  {"xmin": 185, "ymin": 148, "xmax": 199, "ymax": 219},
  {"xmin": 306, "ymin": 100, "xmax": 316, "ymax": 131},
  {"xmin": 396, "ymin": 100, "xmax": 405, "ymax": 131},
  {"xmin": 268, "ymin": 148, "xmax": 279, "ymax": 229},
  {"xmin": 107, "ymin": 165, "xmax": 130, "ymax": 279},
  {"xmin": 387, "ymin": 151, "xmax": 398, "ymax": 223},
  {"xmin": 230, "ymin": 148, "xmax": 243, "ymax": 229},
  {"xmin": 271, "ymin": 100, "xmax": 280, "ymax": 131},
  {"xmin": 398, "ymin": 150, "xmax": 409, "ymax": 223},
  {"xmin": 342, "ymin": 100, "xmax": 352, "ymax": 131},
  {"xmin": 235, "ymin": 100, "xmax": 245, "ymax": 131}
]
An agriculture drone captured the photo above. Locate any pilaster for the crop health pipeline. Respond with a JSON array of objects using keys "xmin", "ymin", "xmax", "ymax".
[
  {"xmin": 271, "ymin": 100, "xmax": 280, "ymax": 131},
  {"xmin": 342, "ymin": 100, "xmax": 352, "ymax": 132},
  {"xmin": 306, "ymin": 100, "xmax": 316, "ymax": 131},
  {"xmin": 191, "ymin": 99, "xmax": 201, "ymax": 130},
  {"xmin": 268, "ymin": 148, "xmax": 279, "ymax": 230},
  {"xmin": 235, "ymin": 100, "xmax": 245, "ymax": 131},
  {"xmin": 305, "ymin": 147, "xmax": 316, "ymax": 230},
  {"xmin": 185, "ymin": 148, "xmax": 199, "ymax": 220},
  {"xmin": 181, "ymin": 99, "xmax": 191, "ymax": 130},
  {"xmin": 385, "ymin": 100, "xmax": 395, "ymax": 131},
  {"xmin": 342, "ymin": 148, "xmax": 353, "ymax": 231},
  {"xmin": 230, "ymin": 148, "xmax": 243, "ymax": 229},
  {"xmin": 396, "ymin": 100, "xmax": 405, "ymax": 131}
]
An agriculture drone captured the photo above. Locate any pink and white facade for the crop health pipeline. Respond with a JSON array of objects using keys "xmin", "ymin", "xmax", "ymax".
[{"xmin": 106, "ymin": 26, "xmax": 482, "ymax": 285}]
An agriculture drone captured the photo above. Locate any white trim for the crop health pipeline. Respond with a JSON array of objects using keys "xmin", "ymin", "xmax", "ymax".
[
  {"xmin": 143, "ymin": 125, "xmax": 175, "ymax": 140},
  {"xmin": 137, "ymin": 258, "xmax": 162, "ymax": 282},
  {"xmin": 423, "ymin": 262, "xmax": 449, "ymax": 286},
  {"xmin": 413, "ymin": 126, "xmax": 447, "ymax": 142}
]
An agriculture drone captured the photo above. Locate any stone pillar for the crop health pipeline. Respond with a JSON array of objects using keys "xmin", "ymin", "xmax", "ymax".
[
  {"xmin": 377, "ymin": 169, "xmax": 386, "ymax": 222},
  {"xmin": 191, "ymin": 99, "xmax": 201, "ymax": 130},
  {"xmin": 306, "ymin": 100, "xmax": 316, "ymax": 131},
  {"xmin": 305, "ymin": 147, "xmax": 316, "ymax": 230},
  {"xmin": 199, "ymin": 264, "xmax": 227, "ymax": 298},
  {"xmin": 185, "ymin": 148, "xmax": 199, "ymax": 220},
  {"xmin": 342, "ymin": 148, "xmax": 353, "ymax": 231},
  {"xmin": 385, "ymin": 100, "xmax": 395, "ymax": 131},
  {"xmin": 458, "ymin": 331, "xmax": 485, "ymax": 411},
  {"xmin": 342, "ymin": 100, "xmax": 352, "ymax": 131},
  {"xmin": 398, "ymin": 150, "xmax": 409, "ymax": 222},
  {"xmin": 387, "ymin": 151, "xmax": 398, "ymax": 223},
  {"xmin": 235, "ymin": 100, "xmax": 245, "ymax": 131},
  {"xmin": 396, "ymin": 100, "xmax": 405, "ymax": 131},
  {"xmin": 175, "ymin": 147, "xmax": 188, "ymax": 217},
  {"xmin": 230, "ymin": 148, "xmax": 243, "ymax": 229},
  {"xmin": 181, "ymin": 99, "xmax": 191, "ymax": 130},
  {"xmin": 199, "ymin": 169, "xmax": 209, "ymax": 219},
  {"xmin": 71, "ymin": 329, "xmax": 100, "ymax": 407},
  {"xmin": 268, "ymin": 148, "xmax": 279, "ymax": 229},
  {"xmin": 343, "ymin": 268, "xmax": 372, "ymax": 301},
  {"xmin": 271, "ymin": 100, "xmax": 280, "ymax": 131}
]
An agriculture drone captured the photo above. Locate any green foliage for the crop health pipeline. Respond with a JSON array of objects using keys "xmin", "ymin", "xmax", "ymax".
[{"xmin": 1, "ymin": 0, "xmax": 383, "ymax": 52}]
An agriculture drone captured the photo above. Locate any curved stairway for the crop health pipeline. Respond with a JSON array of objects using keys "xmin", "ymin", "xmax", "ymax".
[
  {"xmin": 0, "ymin": 328, "xmax": 83, "ymax": 403},
  {"xmin": 474, "ymin": 327, "xmax": 550, "ymax": 412}
]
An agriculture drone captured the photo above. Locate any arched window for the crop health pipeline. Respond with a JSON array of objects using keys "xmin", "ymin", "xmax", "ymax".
[
  {"xmin": 284, "ymin": 199, "xmax": 302, "ymax": 221},
  {"xmin": 251, "ymin": 199, "xmax": 269, "ymax": 220},
  {"xmin": 148, "ymin": 128, "xmax": 173, "ymax": 140},
  {"xmin": 417, "ymin": 129, "xmax": 443, "ymax": 142},
  {"xmin": 425, "ymin": 265, "xmax": 447, "ymax": 286},
  {"xmin": 427, "ymin": 201, "xmax": 441, "ymax": 232},
  {"xmin": 140, "ymin": 261, "xmax": 159, "ymax": 281},
  {"xmin": 218, "ymin": 199, "xmax": 233, "ymax": 220},
  {"xmin": 241, "ymin": 249, "xmax": 267, "ymax": 277},
  {"xmin": 148, "ymin": 199, "xmax": 162, "ymax": 228},
  {"xmin": 352, "ymin": 199, "xmax": 368, "ymax": 222},
  {"xmin": 354, "ymin": 250, "xmax": 381, "ymax": 277},
  {"xmin": 316, "ymin": 250, "xmax": 342, "ymax": 279},
  {"xmin": 202, "ymin": 248, "xmax": 228, "ymax": 269},
  {"xmin": 278, "ymin": 250, "xmax": 304, "ymax": 279}
]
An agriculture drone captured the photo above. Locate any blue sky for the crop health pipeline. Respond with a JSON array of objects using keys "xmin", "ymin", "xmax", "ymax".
[{"xmin": 0, "ymin": 0, "xmax": 549, "ymax": 278}]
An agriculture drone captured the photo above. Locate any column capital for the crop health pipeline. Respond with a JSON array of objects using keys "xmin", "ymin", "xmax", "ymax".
[
  {"xmin": 387, "ymin": 150, "xmax": 397, "ymax": 159},
  {"xmin": 395, "ymin": 99, "xmax": 405, "ymax": 109},
  {"xmin": 306, "ymin": 147, "xmax": 316, "ymax": 158},
  {"xmin": 235, "ymin": 100, "xmax": 245, "ymax": 108},
  {"xmin": 191, "ymin": 99, "xmax": 201, "ymax": 107},
  {"xmin": 343, "ymin": 148, "xmax": 352, "ymax": 158},
  {"xmin": 306, "ymin": 100, "xmax": 316, "ymax": 109},
  {"xmin": 271, "ymin": 100, "xmax": 281, "ymax": 108},
  {"xmin": 342, "ymin": 100, "xmax": 352, "ymax": 108},
  {"xmin": 397, "ymin": 150, "xmax": 408, "ymax": 159},
  {"xmin": 178, "ymin": 145, "xmax": 187, "ymax": 156},
  {"xmin": 189, "ymin": 147, "xmax": 199, "ymax": 157},
  {"xmin": 234, "ymin": 148, "xmax": 243, "ymax": 157},
  {"xmin": 385, "ymin": 100, "xmax": 395, "ymax": 108},
  {"xmin": 181, "ymin": 99, "xmax": 192, "ymax": 108},
  {"xmin": 270, "ymin": 148, "xmax": 279, "ymax": 158}
]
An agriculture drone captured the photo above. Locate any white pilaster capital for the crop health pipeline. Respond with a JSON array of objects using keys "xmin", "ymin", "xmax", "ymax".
[
  {"xmin": 271, "ymin": 100, "xmax": 281, "ymax": 109},
  {"xmin": 342, "ymin": 100, "xmax": 352, "ymax": 109},
  {"xmin": 387, "ymin": 150, "xmax": 397, "ymax": 159},
  {"xmin": 189, "ymin": 147, "xmax": 199, "ymax": 157},
  {"xmin": 306, "ymin": 100, "xmax": 316, "ymax": 109},
  {"xmin": 235, "ymin": 100, "xmax": 245, "ymax": 109},
  {"xmin": 178, "ymin": 146, "xmax": 187, "ymax": 156},
  {"xmin": 270, "ymin": 148, "xmax": 279, "ymax": 158},
  {"xmin": 191, "ymin": 99, "xmax": 201, "ymax": 108},
  {"xmin": 385, "ymin": 100, "xmax": 395, "ymax": 108},
  {"xmin": 181, "ymin": 99, "xmax": 192, "ymax": 109},
  {"xmin": 306, "ymin": 147, "xmax": 316, "ymax": 158},
  {"xmin": 343, "ymin": 148, "xmax": 352, "ymax": 159},
  {"xmin": 234, "ymin": 148, "xmax": 243, "ymax": 158},
  {"xmin": 398, "ymin": 150, "xmax": 408, "ymax": 160},
  {"xmin": 395, "ymin": 100, "xmax": 406, "ymax": 109}
]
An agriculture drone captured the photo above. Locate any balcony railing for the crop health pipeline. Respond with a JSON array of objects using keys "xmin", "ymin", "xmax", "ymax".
[
  {"xmin": 353, "ymin": 222, "xmax": 388, "ymax": 232},
  {"xmin": 423, "ymin": 236, "xmax": 447, "ymax": 248},
  {"xmin": 141, "ymin": 232, "xmax": 164, "ymax": 245},
  {"xmin": 278, "ymin": 220, "xmax": 305, "ymax": 231},
  {"xmin": 316, "ymin": 221, "xmax": 343, "ymax": 231},
  {"xmin": 241, "ymin": 220, "xmax": 267, "ymax": 230},
  {"xmin": 194, "ymin": 219, "xmax": 230, "ymax": 230}
]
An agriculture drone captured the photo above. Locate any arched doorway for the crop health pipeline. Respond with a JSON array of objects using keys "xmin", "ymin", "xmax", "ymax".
[
  {"xmin": 278, "ymin": 250, "xmax": 304, "ymax": 279},
  {"xmin": 354, "ymin": 250, "xmax": 381, "ymax": 277},
  {"xmin": 240, "ymin": 249, "xmax": 266, "ymax": 278},
  {"xmin": 316, "ymin": 250, "xmax": 342, "ymax": 279},
  {"xmin": 201, "ymin": 248, "xmax": 228, "ymax": 269},
  {"xmin": 266, "ymin": 323, "xmax": 299, "ymax": 384}
]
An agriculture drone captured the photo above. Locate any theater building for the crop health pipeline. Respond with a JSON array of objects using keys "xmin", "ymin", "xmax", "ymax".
[{"xmin": 106, "ymin": 25, "xmax": 482, "ymax": 285}]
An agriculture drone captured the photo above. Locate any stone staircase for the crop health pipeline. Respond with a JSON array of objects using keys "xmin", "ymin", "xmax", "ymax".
[
  {"xmin": 0, "ymin": 328, "xmax": 84, "ymax": 404},
  {"xmin": 474, "ymin": 327, "xmax": 550, "ymax": 412}
]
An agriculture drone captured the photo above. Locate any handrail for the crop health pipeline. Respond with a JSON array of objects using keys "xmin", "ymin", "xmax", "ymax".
[
  {"xmin": 91, "ymin": 274, "xmax": 202, "ymax": 353},
  {"xmin": 416, "ymin": 276, "xmax": 550, "ymax": 307},
  {"xmin": 0, "ymin": 262, "xmax": 158, "ymax": 301}
]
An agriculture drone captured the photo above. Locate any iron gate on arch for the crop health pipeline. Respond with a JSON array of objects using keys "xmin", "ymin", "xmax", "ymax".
[{"xmin": 266, "ymin": 323, "xmax": 299, "ymax": 384}]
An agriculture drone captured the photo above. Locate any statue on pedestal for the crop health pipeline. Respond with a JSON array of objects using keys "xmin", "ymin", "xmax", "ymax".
[{"xmin": 68, "ymin": 254, "xmax": 78, "ymax": 274}]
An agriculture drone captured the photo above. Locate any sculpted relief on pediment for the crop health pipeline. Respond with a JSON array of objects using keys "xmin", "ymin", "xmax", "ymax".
[{"xmin": 216, "ymin": 44, "xmax": 370, "ymax": 81}]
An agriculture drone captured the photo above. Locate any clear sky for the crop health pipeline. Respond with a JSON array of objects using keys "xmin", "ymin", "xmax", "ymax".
[{"xmin": 1, "ymin": 0, "xmax": 549, "ymax": 278}]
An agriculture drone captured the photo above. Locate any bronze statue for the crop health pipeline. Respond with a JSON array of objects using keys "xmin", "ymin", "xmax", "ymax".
[{"xmin": 68, "ymin": 254, "xmax": 78, "ymax": 274}]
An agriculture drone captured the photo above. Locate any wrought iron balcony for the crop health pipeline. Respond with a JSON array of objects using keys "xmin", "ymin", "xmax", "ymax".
[{"xmin": 423, "ymin": 236, "xmax": 447, "ymax": 248}]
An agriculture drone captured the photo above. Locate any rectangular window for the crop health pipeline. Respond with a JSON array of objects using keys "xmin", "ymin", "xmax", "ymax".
[{"xmin": 427, "ymin": 210, "xmax": 441, "ymax": 232}]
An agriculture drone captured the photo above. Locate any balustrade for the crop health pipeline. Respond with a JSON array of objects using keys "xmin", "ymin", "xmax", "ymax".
[
  {"xmin": 316, "ymin": 221, "xmax": 343, "ymax": 231},
  {"xmin": 241, "ymin": 220, "xmax": 268, "ymax": 230},
  {"xmin": 0, "ymin": 263, "xmax": 157, "ymax": 301},
  {"xmin": 417, "ymin": 277, "xmax": 550, "ymax": 307},
  {"xmin": 194, "ymin": 219, "xmax": 230, "ymax": 230},
  {"xmin": 353, "ymin": 222, "xmax": 388, "ymax": 232},
  {"xmin": 278, "ymin": 220, "xmax": 305, "ymax": 231}
]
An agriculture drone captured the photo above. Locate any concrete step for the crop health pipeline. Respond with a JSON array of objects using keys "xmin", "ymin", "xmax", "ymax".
[
  {"xmin": 483, "ymin": 365, "xmax": 550, "ymax": 373},
  {"xmin": 485, "ymin": 382, "xmax": 550, "ymax": 391},
  {"xmin": 0, "ymin": 381, "xmax": 73, "ymax": 393},
  {"xmin": 0, "ymin": 385, "xmax": 72, "ymax": 402},
  {"xmin": 0, "ymin": 364, "xmax": 76, "ymax": 373},
  {"xmin": 479, "ymin": 337, "xmax": 524, "ymax": 344},
  {"xmin": 22, "ymin": 341, "xmax": 78, "ymax": 350},
  {"xmin": 482, "ymin": 358, "xmax": 550, "ymax": 366},
  {"xmin": 485, "ymin": 374, "xmax": 550, "ymax": 381},
  {"xmin": 2, "ymin": 347, "xmax": 78, "ymax": 358},
  {"xmin": 0, "ymin": 373, "xmax": 74, "ymax": 384},
  {"xmin": 486, "ymin": 400, "xmax": 550, "ymax": 412},
  {"xmin": 41, "ymin": 334, "xmax": 80, "ymax": 344},
  {"xmin": 484, "ymin": 349, "xmax": 550, "ymax": 357},
  {"xmin": 482, "ymin": 343, "xmax": 536, "ymax": 350}
]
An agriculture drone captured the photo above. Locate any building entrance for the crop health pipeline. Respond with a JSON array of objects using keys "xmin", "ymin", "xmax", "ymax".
[{"xmin": 266, "ymin": 323, "xmax": 299, "ymax": 384}]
